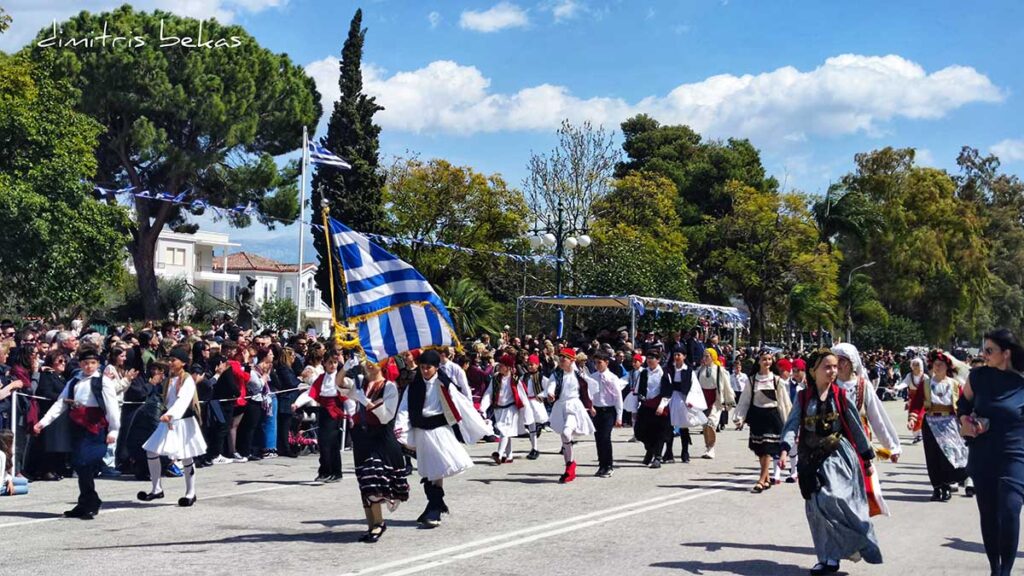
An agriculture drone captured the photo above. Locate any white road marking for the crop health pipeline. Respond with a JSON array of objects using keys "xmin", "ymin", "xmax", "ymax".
[
  {"xmin": 340, "ymin": 478, "xmax": 751, "ymax": 576},
  {"xmin": 0, "ymin": 483, "xmax": 298, "ymax": 529}
]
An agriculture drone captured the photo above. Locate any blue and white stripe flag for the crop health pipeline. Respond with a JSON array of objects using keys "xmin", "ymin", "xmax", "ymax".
[
  {"xmin": 308, "ymin": 141, "xmax": 352, "ymax": 169},
  {"xmin": 328, "ymin": 217, "xmax": 458, "ymax": 362}
]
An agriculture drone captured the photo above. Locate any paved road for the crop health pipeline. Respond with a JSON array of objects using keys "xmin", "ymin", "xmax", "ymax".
[{"xmin": 0, "ymin": 401, "xmax": 995, "ymax": 576}]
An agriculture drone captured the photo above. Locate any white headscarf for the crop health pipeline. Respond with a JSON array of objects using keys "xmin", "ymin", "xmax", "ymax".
[
  {"xmin": 910, "ymin": 357, "xmax": 924, "ymax": 371},
  {"xmin": 831, "ymin": 343, "xmax": 870, "ymax": 381}
]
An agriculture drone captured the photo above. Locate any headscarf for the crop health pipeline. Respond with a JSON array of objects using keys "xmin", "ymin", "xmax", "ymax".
[
  {"xmin": 831, "ymin": 342, "xmax": 870, "ymax": 381},
  {"xmin": 706, "ymin": 348, "xmax": 722, "ymax": 367}
]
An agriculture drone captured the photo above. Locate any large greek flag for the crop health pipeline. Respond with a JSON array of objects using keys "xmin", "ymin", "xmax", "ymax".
[{"xmin": 328, "ymin": 217, "xmax": 457, "ymax": 362}]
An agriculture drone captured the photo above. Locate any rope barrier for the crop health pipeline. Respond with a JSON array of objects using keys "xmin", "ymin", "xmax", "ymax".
[{"xmin": 12, "ymin": 385, "xmax": 311, "ymax": 406}]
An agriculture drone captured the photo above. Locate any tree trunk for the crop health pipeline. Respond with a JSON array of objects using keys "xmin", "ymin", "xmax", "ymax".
[{"xmin": 131, "ymin": 229, "xmax": 162, "ymax": 320}]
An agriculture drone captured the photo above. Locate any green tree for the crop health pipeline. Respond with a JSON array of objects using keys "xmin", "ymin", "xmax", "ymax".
[
  {"xmin": 577, "ymin": 171, "xmax": 693, "ymax": 300},
  {"xmin": 956, "ymin": 146, "xmax": 1024, "ymax": 336},
  {"xmin": 312, "ymin": 8, "xmax": 386, "ymax": 315},
  {"xmin": 0, "ymin": 51, "xmax": 128, "ymax": 319},
  {"xmin": 22, "ymin": 6, "xmax": 320, "ymax": 319},
  {"xmin": 436, "ymin": 278, "xmax": 501, "ymax": 338},
  {"xmin": 837, "ymin": 148, "xmax": 990, "ymax": 343},
  {"xmin": 384, "ymin": 157, "xmax": 528, "ymax": 302},
  {"xmin": 615, "ymin": 114, "xmax": 779, "ymax": 303},
  {"xmin": 708, "ymin": 183, "xmax": 839, "ymax": 344},
  {"xmin": 260, "ymin": 297, "xmax": 298, "ymax": 330}
]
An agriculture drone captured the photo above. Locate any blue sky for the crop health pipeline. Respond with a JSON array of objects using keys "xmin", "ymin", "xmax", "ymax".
[{"xmin": 3, "ymin": 0, "xmax": 1023, "ymax": 263}]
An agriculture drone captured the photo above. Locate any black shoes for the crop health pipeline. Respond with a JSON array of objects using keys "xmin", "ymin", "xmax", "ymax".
[
  {"xmin": 596, "ymin": 467, "xmax": 612, "ymax": 478},
  {"xmin": 313, "ymin": 474, "xmax": 330, "ymax": 483},
  {"xmin": 64, "ymin": 506, "xmax": 98, "ymax": 520},
  {"xmin": 681, "ymin": 453, "xmax": 691, "ymax": 463},
  {"xmin": 649, "ymin": 458, "xmax": 662, "ymax": 469},
  {"xmin": 360, "ymin": 523, "xmax": 387, "ymax": 543},
  {"xmin": 178, "ymin": 495, "xmax": 196, "ymax": 507},
  {"xmin": 642, "ymin": 453, "xmax": 653, "ymax": 466},
  {"xmin": 324, "ymin": 474, "xmax": 342, "ymax": 483},
  {"xmin": 526, "ymin": 450, "xmax": 540, "ymax": 460},
  {"xmin": 137, "ymin": 490, "xmax": 165, "ymax": 502},
  {"xmin": 662, "ymin": 457, "xmax": 676, "ymax": 464}
]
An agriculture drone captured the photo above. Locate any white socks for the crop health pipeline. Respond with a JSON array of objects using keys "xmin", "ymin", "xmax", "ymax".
[
  {"xmin": 183, "ymin": 458, "xmax": 196, "ymax": 498},
  {"xmin": 561, "ymin": 430, "xmax": 574, "ymax": 464},
  {"xmin": 146, "ymin": 453, "xmax": 162, "ymax": 494},
  {"xmin": 498, "ymin": 436, "xmax": 512, "ymax": 459},
  {"xmin": 528, "ymin": 428, "xmax": 539, "ymax": 451}
]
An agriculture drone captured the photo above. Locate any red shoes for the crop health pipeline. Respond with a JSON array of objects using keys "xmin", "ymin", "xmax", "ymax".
[{"xmin": 558, "ymin": 461, "xmax": 577, "ymax": 484}]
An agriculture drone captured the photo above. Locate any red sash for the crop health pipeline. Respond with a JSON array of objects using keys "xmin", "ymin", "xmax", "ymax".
[{"xmin": 69, "ymin": 406, "xmax": 107, "ymax": 435}]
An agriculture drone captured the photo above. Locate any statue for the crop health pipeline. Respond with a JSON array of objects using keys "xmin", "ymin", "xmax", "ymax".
[{"xmin": 236, "ymin": 275, "xmax": 258, "ymax": 330}]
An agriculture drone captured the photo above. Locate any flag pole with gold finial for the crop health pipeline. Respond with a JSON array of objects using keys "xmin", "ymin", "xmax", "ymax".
[{"xmin": 320, "ymin": 200, "xmax": 361, "ymax": 352}]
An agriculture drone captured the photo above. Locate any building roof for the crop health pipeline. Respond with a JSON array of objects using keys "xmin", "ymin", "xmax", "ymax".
[{"xmin": 215, "ymin": 252, "xmax": 316, "ymax": 274}]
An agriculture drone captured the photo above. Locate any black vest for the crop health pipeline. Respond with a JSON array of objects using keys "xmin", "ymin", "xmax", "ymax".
[
  {"xmin": 668, "ymin": 365, "xmax": 695, "ymax": 395},
  {"xmin": 64, "ymin": 374, "xmax": 106, "ymax": 413},
  {"xmin": 407, "ymin": 369, "xmax": 455, "ymax": 430}
]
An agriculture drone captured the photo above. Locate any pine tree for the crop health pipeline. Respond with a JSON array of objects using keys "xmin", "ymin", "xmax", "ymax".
[{"xmin": 311, "ymin": 9, "xmax": 385, "ymax": 317}]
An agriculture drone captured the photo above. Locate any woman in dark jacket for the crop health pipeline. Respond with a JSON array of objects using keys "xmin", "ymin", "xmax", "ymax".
[
  {"xmin": 959, "ymin": 328, "xmax": 1024, "ymax": 576},
  {"xmin": 122, "ymin": 362, "xmax": 167, "ymax": 480},
  {"xmin": 271, "ymin": 345, "xmax": 302, "ymax": 457},
  {"xmin": 33, "ymin": 351, "xmax": 71, "ymax": 480}
]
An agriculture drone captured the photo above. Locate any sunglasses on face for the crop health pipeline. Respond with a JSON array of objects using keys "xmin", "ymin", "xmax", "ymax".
[{"xmin": 983, "ymin": 347, "xmax": 998, "ymax": 355}]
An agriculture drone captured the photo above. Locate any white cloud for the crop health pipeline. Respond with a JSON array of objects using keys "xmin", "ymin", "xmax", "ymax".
[
  {"xmin": 306, "ymin": 53, "xmax": 1003, "ymax": 147},
  {"xmin": 550, "ymin": 0, "xmax": 582, "ymax": 22},
  {"xmin": 0, "ymin": 0, "xmax": 287, "ymax": 52},
  {"xmin": 428, "ymin": 11, "xmax": 441, "ymax": 29},
  {"xmin": 915, "ymin": 148, "xmax": 935, "ymax": 166},
  {"xmin": 991, "ymin": 139, "xmax": 1024, "ymax": 163},
  {"xmin": 459, "ymin": 2, "xmax": 528, "ymax": 33}
]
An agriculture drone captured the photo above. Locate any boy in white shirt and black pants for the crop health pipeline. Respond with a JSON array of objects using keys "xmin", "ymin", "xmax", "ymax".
[{"xmin": 591, "ymin": 351, "xmax": 623, "ymax": 477}]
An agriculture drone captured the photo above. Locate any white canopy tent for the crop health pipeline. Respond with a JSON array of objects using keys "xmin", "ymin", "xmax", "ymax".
[{"xmin": 516, "ymin": 295, "xmax": 748, "ymax": 346}]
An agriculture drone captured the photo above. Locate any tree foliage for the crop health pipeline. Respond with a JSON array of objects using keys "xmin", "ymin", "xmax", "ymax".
[
  {"xmin": 22, "ymin": 6, "xmax": 321, "ymax": 319},
  {"xmin": 0, "ymin": 51, "xmax": 128, "ymax": 319},
  {"xmin": 436, "ymin": 278, "xmax": 502, "ymax": 338},
  {"xmin": 260, "ymin": 297, "xmax": 298, "ymax": 330},
  {"xmin": 312, "ymin": 8, "xmax": 386, "ymax": 314},
  {"xmin": 384, "ymin": 157, "xmax": 528, "ymax": 303}
]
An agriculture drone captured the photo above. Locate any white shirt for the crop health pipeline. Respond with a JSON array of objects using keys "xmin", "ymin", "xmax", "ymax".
[
  {"xmin": 164, "ymin": 374, "xmax": 197, "ymax": 421},
  {"xmin": 420, "ymin": 374, "xmax": 444, "ymax": 417},
  {"xmin": 730, "ymin": 372, "xmax": 749, "ymax": 394},
  {"xmin": 39, "ymin": 370, "xmax": 121, "ymax": 439},
  {"xmin": 352, "ymin": 380, "xmax": 399, "ymax": 425},
  {"xmin": 641, "ymin": 365, "xmax": 665, "ymax": 398},
  {"xmin": 591, "ymin": 368, "xmax": 624, "ymax": 421},
  {"xmin": 440, "ymin": 360, "xmax": 473, "ymax": 400},
  {"xmin": 545, "ymin": 369, "xmax": 584, "ymax": 402},
  {"xmin": 479, "ymin": 374, "xmax": 523, "ymax": 413},
  {"xmin": 838, "ymin": 375, "xmax": 902, "ymax": 455}
]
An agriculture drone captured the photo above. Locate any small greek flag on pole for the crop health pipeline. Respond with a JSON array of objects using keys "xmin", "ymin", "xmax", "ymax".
[
  {"xmin": 328, "ymin": 217, "xmax": 459, "ymax": 362},
  {"xmin": 308, "ymin": 141, "xmax": 352, "ymax": 169}
]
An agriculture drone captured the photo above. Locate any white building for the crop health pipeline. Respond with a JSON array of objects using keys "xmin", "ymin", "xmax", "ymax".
[
  {"xmin": 213, "ymin": 252, "xmax": 332, "ymax": 333},
  {"xmin": 145, "ymin": 230, "xmax": 241, "ymax": 294}
]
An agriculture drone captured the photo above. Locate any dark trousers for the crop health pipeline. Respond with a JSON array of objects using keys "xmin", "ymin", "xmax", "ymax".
[
  {"xmin": 317, "ymin": 408, "xmax": 343, "ymax": 477},
  {"xmin": 593, "ymin": 407, "xmax": 617, "ymax": 469},
  {"xmin": 276, "ymin": 412, "xmax": 294, "ymax": 457},
  {"xmin": 71, "ymin": 428, "xmax": 106, "ymax": 511},
  {"xmin": 237, "ymin": 402, "xmax": 263, "ymax": 457},
  {"xmin": 636, "ymin": 406, "xmax": 671, "ymax": 461},
  {"xmin": 663, "ymin": 429, "xmax": 690, "ymax": 460},
  {"xmin": 205, "ymin": 405, "xmax": 230, "ymax": 460},
  {"xmin": 974, "ymin": 472, "xmax": 1023, "ymax": 575}
]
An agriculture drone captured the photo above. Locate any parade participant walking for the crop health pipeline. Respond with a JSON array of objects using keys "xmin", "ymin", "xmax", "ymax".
[
  {"xmin": 138, "ymin": 346, "xmax": 207, "ymax": 507},
  {"xmin": 33, "ymin": 348, "xmax": 120, "ymax": 519},
  {"xmin": 907, "ymin": 350, "xmax": 968, "ymax": 502},
  {"xmin": 394, "ymin": 349, "xmax": 488, "ymax": 528},
  {"xmin": 349, "ymin": 358, "xmax": 410, "ymax": 543},
  {"xmin": 590, "ymin": 351, "xmax": 624, "ymax": 478},
  {"xmin": 697, "ymin": 349, "xmax": 735, "ymax": 460},
  {"xmin": 665, "ymin": 345, "xmax": 698, "ymax": 463},
  {"xmin": 832, "ymin": 343, "xmax": 901, "ymax": 515},
  {"xmin": 542, "ymin": 347, "xmax": 596, "ymax": 483},
  {"xmin": 734, "ymin": 350, "xmax": 791, "ymax": 492},
  {"xmin": 635, "ymin": 347, "xmax": 672, "ymax": 469},
  {"xmin": 902, "ymin": 357, "xmax": 927, "ymax": 443},
  {"xmin": 780, "ymin": 349, "xmax": 882, "ymax": 575},
  {"xmin": 958, "ymin": 329, "xmax": 1024, "ymax": 576},
  {"xmin": 478, "ymin": 354, "xmax": 531, "ymax": 464},
  {"xmin": 293, "ymin": 350, "xmax": 353, "ymax": 483},
  {"xmin": 521, "ymin": 354, "xmax": 548, "ymax": 460},
  {"xmin": 786, "ymin": 358, "xmax": 808, "ymax": 483}
]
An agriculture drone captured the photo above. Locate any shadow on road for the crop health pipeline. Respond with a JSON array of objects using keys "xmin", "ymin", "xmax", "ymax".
[
  {"xmin": 650, "ymin": 559, "xmax": 816, "ymax": 575},
  {"xmin": 943, "ymin": 537, "xmax": 1024, "ymax": 558},
  {"xmin": 681, "ymin": 541, "xmax": 815, "ymax": 555}
]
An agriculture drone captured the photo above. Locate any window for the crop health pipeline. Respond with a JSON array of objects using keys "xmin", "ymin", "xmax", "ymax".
[
  {"xmin": 285, "ymin": 286, "xmax": 293, "ymax": 299},
  {"xmin": 306, "ymin": 289, "xmax": 315, "ymax": 309},
  {"xmin": 165, "ymin": 247, "xmax": 186, "ymax": 267},
  {"xmin": 263, "ymin": 284, "xmax": 270, "ymax": 301}
]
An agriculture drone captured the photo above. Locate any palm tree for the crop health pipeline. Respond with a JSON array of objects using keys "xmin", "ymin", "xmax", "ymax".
[
  {"xmin": 436, "ymin": 278, "xmax": 501, "ymax": 339},
  {"xmin": 813, "ymin": 184, "xmax": 883, "ymax": 250}
]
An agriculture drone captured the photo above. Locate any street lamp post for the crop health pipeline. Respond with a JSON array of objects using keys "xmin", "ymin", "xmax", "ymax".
[
  {"xmin": 845, "ymin": 261, "xmax": 876, "ymax": 343},
  {"xmin": 526, "ymin": 195, "xmax": 591, "ymax": 337}
]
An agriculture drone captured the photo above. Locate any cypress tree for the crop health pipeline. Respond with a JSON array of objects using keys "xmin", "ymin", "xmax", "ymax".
[{"xmin": 311, "ymin": 8, "xmax": 385, "ymax": 317}]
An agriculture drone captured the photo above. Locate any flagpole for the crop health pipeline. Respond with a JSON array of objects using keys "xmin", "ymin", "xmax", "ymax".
[
  {"xmin": 321, "ymin": 201, "xmax": 342, "ymax": 348},
  {"xmin": 296, "ymin": 126, "xmax": 307, "ymax": 333}
]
